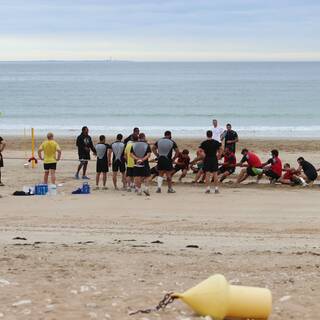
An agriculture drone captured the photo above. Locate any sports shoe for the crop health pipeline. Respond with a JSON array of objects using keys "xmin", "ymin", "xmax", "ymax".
[
  {"xmin": 82, "ymin": 176, "xmax": 90, "ymax": 180},
  {"xmin": 214, "ymin": 189, "xmax": 220, "ymax": 194},
  {"xmin": 0, "ymin": 182, "xmax": 4, "ymax": 186},
  {"xmin": 167, "ymin": 188, "xmax": 176, "ymax": 194},
  {"xmin": 94, "ymin": 186, "xmax": 100, "ymax": 190},
  {"xmin": 143, "ymin": 190, "xmax": 150, "ymax": 196},
  {"xmin": 156, "ymin": 187, "xmax": 161, "ymax": 193},
  {"xmin": 102, "ymin": 186, "xmax": 108, "ymax": 190},
  {"xmin": 74, "ymin": 174, "xmax": 80, "ymax": 180},
  {"xmin": 205, "ymin": 189, "xmax": 211, "ymax": 194}
]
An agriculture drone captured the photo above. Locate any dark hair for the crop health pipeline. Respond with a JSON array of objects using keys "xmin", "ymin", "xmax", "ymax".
[
  {"xmin": 116, "ymin": 133, "xmax": 123, "ymax": 141},
  {"xmin": 133, "ymin": 127, "xmax": 139, "ymax": 133},
  {"xmin": 206, "ymin": 130, "xmax": 213, "ymax": 138},
  {"xmin": 297, "ymin": 157, "xmax": 304, "ymax": 162},
  {"xmin": 81, "ymin": 126, "xmax": 88, "ymax": 132},
  {"xmin": 164, "ymin": 130, "xmax": 171, "ymax": 137},
  {"xmin": 284, "ymin": 163, "xmax": 290, "ymax": 168},
  {"xmin": 226, "ymin": 123, "xmax": 232, "ymax": 127},
  {"xmin": 0, "ymin": 136, "xmax": 3, "ymax": 142},
  {"xmin": 132, "ymin": 133, "xmax": 139, "ymax": 142},
  {"xmin": 99, "ymin": 135, "xmax": 105, "ymax": 142},
  {"xmin": 241, "ymin": 148, "xmax": 248, "ymax": 154},
  {"xmin": 271, "ymin": 149, "xmax": 279, "ymax": 157},
  {"xmin": 182, "ymin": 149, "xmax": 189, "ymax": 155},
  {"xmin": 139, "ymin": 133, "xmax": 145, "ymax": 140}
]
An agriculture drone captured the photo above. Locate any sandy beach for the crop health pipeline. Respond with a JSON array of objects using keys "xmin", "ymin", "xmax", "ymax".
[{"xmin": 0, "ymin": 137, "xmax": 320, "ymax": 320}]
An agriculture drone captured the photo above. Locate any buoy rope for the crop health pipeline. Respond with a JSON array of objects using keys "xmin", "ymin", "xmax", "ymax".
[{"xmin": 129, "ymin": 292, "xmax": 176, "ymax": 316}]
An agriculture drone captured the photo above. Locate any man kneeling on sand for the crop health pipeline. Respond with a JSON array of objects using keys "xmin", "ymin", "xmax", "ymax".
[
  {"xmin": 236, "ymin": 148, "xmax": 263, "ymax": 184},
  {"xmin": 296, "ymin": 157, "xmax": 318, "ymax": 186},
  {"xmin": 38, "ymin": 133, "xmax": 61, "ymax": 185}
]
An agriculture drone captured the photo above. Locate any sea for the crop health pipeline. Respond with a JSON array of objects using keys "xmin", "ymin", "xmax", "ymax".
[{"xmin": 0, "ymin": 61, "xmax": 320, "ymax": 138}]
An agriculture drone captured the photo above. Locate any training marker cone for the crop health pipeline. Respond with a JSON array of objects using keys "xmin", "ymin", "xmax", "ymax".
[{"xmin": 172, "ymin": 274, "xmax": 272, "ymax": 319}]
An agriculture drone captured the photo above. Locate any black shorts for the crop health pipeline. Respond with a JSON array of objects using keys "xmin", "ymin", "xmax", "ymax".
[
  {"xmin": 174, "ymin": 165, "xmax": 187, "ymax": 173},
  {"xmin": 96, "ymin": 159, "xmax": 108, "ymax": 173},
  {"xmin": 157, "ymin": 156, "xmax": 173, "ymax": 171},
  {"xmin": 305, "ymin": 170, "xmax": 318, "ymax": 181},
  {"xmin": 150, "ymin": 166, "xmax": 159, "ymax": 176},
  {"xmin": 44, "ymin": 163, "xmax": 57, "ymax": 171},
  {"xmin": 133, "ymin": 165, "xmax": 151, "ymax": 177},
  {"xmin": 203, "ymin": 159, "xmax": 218, "ymax": 173},
  {"xmin": 112, "ymin": 159, "xmax": 126, "ymax": 173},
  {"xmin": 218, "ymin": 166, "xmax": 235, "ymax": 175},
  {"xmin": 0, "ymin": 154, "xmax": 3, "ymax": 168},
  {"xmin": 78, "ymin": 152, "xmax": 90, "ymax": 161},
  {"xmin": 126, "ymin": 167, "xmax": 135, "ymax": 177},
  {"xmin": 264, "ymin": 170, "xmax": 280, "ymax": 180}
]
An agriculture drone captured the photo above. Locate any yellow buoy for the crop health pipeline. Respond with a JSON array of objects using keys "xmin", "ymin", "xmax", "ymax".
[{"xmin": 172, "ymin": 274, "xmax": 272, "ymax": 319}]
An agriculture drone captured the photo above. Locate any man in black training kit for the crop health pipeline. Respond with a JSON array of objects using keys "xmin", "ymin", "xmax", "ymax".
[
  {"xmin": 130, "ymin": 133, "xmax": 151, "ymax": 196},
  {"xmin": 124, "ymin": 127, "xmax": 140, "ymax": 145},
  {"xmin": 191, "ymin": 130, "xmax": 223, "ymax": 194},
  {"xmin": 95, "ymin": 135, "xmax": 110, "ymax": 190},
  {"xmin": 223, "ymin": 123, "xmax": 239, "ymax": 153},
  {"xmin": 75, "ymin": 126, "xmax": 96, "ymax": 179},
  {"xmin": 152, "ymin": 130, "xmax": 179, "ymax": 193},
  {"xmin": 108, "ymin": 133, "xmax": 126, "ymax": 190},
  {"xmin": 297, "ymin": 157, "xmax": 318, "ymax": 185}
]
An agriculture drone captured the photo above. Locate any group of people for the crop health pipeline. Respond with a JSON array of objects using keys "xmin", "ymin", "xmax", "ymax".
[{"xmin": 0, "ymin": 119, "xmax": 319, "ymax": 195}]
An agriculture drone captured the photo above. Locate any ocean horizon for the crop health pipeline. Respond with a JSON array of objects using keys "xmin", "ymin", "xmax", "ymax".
[{"xmin": 1, "ymin": 61, "xmax": 319, "ymax": 138}]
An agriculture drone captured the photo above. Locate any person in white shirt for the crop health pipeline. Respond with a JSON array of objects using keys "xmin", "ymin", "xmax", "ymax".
[{"xmin": 212, "ymin": 119, "xmax": 224, "ymax": 142}]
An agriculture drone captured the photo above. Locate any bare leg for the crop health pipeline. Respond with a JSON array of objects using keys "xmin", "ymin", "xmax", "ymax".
[
  {"xmin": 82, "ymin": 162, "xmax": 88, "ymax": 177},
  {"xmin": 212, "ymin": 172, "xmax": 219, "ymax": 193},
  {"xmin": 205, "ymin": 172, "xmax": 211, "ymax": 193},
  {"xmin": 219, "ymin": 172, "xmax": 230, "ymax": 182},
  {"xmin": 121, "ymin": 172, "xmax": 126, "ymax": 188},
  {"xmin": 179, "ymin": 169, "xmax": 187, "ymax": 182},
  {"xmin": 112, "ymin": 172, "xmax": 118, "ymax": 189},
  {"xmin": 135, "ymin": 177, "xmax": 142, "ymax": 194},
  {"xmin": 167, "ymin": 172, "xmax": 173, "ymax": 189},
  {"xmin": 96, "ymin": 172, "xmax": 101, "ymax": 187},
  {"xmin": 102, "ymin": 173, "xmax": 107, "ymax": 187},
  {"xmin": 76, "ymin": 162, "xmax": 83, "ymax": 176},
  {"xmin": 44, "ymin": 171, "xmax": 49, "ymax": 184},
  {"xmin": 237, "ymin": 168, "xmax": 248, "ymax": 183},
  {"xmin": 50, "ymin": 169, "xmax": 56, "ymax": 185}
]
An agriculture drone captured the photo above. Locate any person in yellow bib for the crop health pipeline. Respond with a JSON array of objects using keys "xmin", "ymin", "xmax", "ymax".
[
  {"xmin": 38, "ymin": 132, "xmax": 61, "ymax": 185},
  {"xmin": 124, "ymin": 133, "xmax": 138, "ymax": 192}
]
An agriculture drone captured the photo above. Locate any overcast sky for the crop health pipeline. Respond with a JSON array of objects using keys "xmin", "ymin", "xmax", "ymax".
[{"xmin": 0, "ymin": 0, "xmax": 319, "ymax": 61}]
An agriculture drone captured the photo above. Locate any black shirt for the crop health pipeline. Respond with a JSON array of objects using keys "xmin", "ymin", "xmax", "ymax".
[
  {"xmin": 224, "ymin": 130, "xmax": 238, "ymax": 152},
  {"xmin": 301, "ymin": 160, "xmax": 317, "ymax": 178},
  {"xmin": 199, "ymin": 139, "xmax": 221, "ymax": 162},
  {"xmin": 76, "ymin": 134, "xmax": 96, "ymax": 160}
]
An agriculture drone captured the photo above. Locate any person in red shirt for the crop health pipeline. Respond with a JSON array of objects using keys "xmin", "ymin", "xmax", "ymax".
[
  {"xmin": 217, "ymin": 147, "xmax": 237, "ymax": 182},
  {"xmin": 236, "ymin": 148, "xmax": 263, "ymax": 183},
  {"xmin": 279, "ymin": 163, "xmax": 300, "ymax": 185},
  {"xmin": 261, "ymin": 149, "xmax": 283, "ymax": 183},
  {"xmin": 172, "ymin": 149, "xmax": 190, "ymax": 182}
]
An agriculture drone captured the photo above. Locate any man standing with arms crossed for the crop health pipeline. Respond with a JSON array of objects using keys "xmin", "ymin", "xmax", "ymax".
[
  {"xmin": 212, "ymin": 119, "xmax": 225, "ymax": 142},
  {"xmin": 191, "ymin": 130, "xmax": 223, "ymax": 194},
  {"xmin": 152, "ymin": 130, "xmax": 179, "ymax": 194}
]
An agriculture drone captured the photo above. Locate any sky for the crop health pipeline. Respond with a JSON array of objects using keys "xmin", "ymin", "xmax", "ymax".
[{"xmin": 0, "ymin": 0, "xmax": 320, "ymax": 61}]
